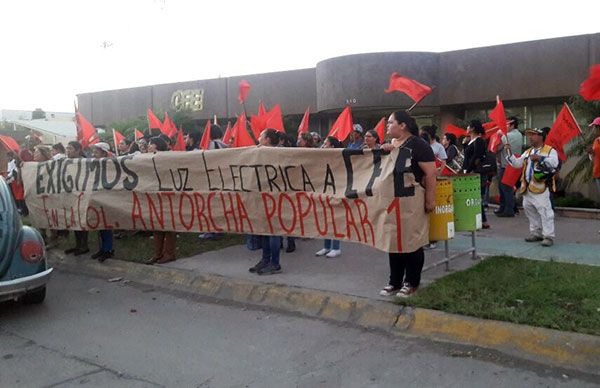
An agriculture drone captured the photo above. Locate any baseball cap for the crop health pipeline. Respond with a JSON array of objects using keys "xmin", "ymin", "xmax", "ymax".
[
  {"xmin": 588, "ymin": 117, "xmax": 600, "ymax": 127},
  {"xmin": 353, "ymin": 124, "xmax": 364, "ymax": 134},
  {"xmin": 92, "ymin": 142, "xmax": 111, "ymax": 153}
]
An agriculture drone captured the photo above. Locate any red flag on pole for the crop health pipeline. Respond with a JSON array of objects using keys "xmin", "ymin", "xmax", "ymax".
[
  {"xmin": 112, "ymin": 129, "xmax": 126, "ymax": 155},
  {"xmin": 161, "ymin": 112, "xmax": 178, "ymax": 137},
  {"xmin": 384, "ymin": 72, "xmax": 432, "ymax": 103},
  {"xmin": 502, "ymin": 156, "xmax": 523, "ymax": 188},
  {"xmin": 444, "ymin": 124, "xmax": 467, "ymax": 138},
  {"xmin": 75, "ymin": 112, "xmax": 99, "ymax": 148},
  {"xmin": 199, "ymin": 120, "xmax": 211, "ymax": 150},
  {"xmin": 238, "ymin": 80, "xmax": 251, "ymax": 104},
  {"xmin": 135, "ymin": 128, "xmax": 144, "ymax": 140},
  {"xmin": 258, "ymin": 100, "xmax": 267, "ymax": 116},
  {"xmin": 147, "ymin": 109, "xmax": 163, "ymax": 131},
  {"xmin": 488, "ymin": 129, "xmax": 504, "ymax": 153},
  {"xmin": 0, "ymin": 135, "xmax": 20, "ymax": 152},
  {"xmin": 327, "ymin": 107, "xmax": 353, "ymax": 141},
  {"xmin": 488, "ymin": 96, "xmax": 508, "ymax": 135},
  {"xmin": 233, "ymin": 113, "xmax": 255, "ymax": 147},
  {"xmin": 172, "ymin": 129, "xmax": 186, "ymax": 151},
  {"xmin": 373, "ymin": 117, "xmax": 385, "ymax": 144},
  {"xmin": 579, "ymin": 64, "xmax": 600, "ymax": 101},
  {"xmin": 265, "ymin": 104, "xmax": 285, "ymax": 133},
  {"xmin": 546, "ymin": 103, "xmax": 582, "ymax": 161},
  {"xmin": 298, "ymin": 107, "xmax": 310, "ymax": 137},
  {"xmin": 250, "ymin": 101, "xmax": 269, "ymax": 138},
  {"xmin": 223, "ymin": 121, "xmax": 232, "ymax": 145}
]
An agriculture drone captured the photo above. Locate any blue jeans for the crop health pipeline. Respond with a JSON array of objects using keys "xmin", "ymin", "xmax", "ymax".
[
  {"xmin": 497, "ymin": 167, "xmax": 515, "ymax": 215},
  {"xmin": 261, "ymin": 236, "xmax": 282, "ymax": 267},
  {"xmin": 324, "ymin": 239, "xmax": 340, "ymax": 250},
  {"xmin": 99, "ymin": 230, "xmax": 113, "ymax": 252}
]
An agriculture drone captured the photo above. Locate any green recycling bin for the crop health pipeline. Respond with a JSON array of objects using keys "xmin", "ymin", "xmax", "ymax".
[{"xmin": 451, "ymin": 174, "xmax": 482, "ymax": 231}]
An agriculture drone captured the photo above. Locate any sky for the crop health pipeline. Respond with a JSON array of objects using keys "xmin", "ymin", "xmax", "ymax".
[{"xmin": 1, "ymin": 0, "xmax": 598, "ymax": 113}]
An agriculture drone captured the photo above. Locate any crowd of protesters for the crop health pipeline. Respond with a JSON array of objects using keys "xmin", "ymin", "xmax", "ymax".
[{"xmin": 4, "ymin": 112, "xmax": 600, "ymax": 299}]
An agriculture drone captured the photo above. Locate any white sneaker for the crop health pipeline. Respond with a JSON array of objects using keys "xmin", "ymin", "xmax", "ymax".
[
  {"xmin": 326, "ymin": 249, "xmax": 341, "ymax": 258},
  {"xmin": 315, "ymin": 248, "xmax": 330, "ymax": 256}
]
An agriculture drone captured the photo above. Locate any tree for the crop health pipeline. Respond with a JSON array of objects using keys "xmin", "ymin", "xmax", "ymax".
[
  {"xmin": 31, "ymin": 108, "xmax": 46, "ymax": 120},
  {"xmin": 562, "ymin": 96, "xmax": 600, "ymax": 188}
]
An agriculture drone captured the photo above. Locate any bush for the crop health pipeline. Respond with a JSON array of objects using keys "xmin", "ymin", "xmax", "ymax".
[{"xmin": 553, "ymin": 194, "xmax": 600, "ymax": 209}]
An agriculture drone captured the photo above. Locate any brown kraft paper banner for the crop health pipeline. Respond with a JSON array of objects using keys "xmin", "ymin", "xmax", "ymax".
[{"xmin": 21, "ymin": 146, "xmax": 429, "ymax": 253}]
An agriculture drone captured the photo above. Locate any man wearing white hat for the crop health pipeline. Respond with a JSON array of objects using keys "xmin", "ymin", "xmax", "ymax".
[{"xmin": 507, "ymin": 128, "xmax": 559, "ymax": 247}]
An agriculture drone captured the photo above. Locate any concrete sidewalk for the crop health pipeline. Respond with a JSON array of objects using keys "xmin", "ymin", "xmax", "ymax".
[{"xmin": 165, "ymin": 212, "xmax": 599, "ymax": 301}]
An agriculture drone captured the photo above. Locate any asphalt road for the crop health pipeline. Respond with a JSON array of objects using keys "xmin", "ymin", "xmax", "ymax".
[{"xmin": 1, "ymin": 270, "xmax": 598, "ymax": 388}]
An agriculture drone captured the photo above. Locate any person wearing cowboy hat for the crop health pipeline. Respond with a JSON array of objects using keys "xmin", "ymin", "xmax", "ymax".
[{"xmin": 506, "ymin": 128, "xmax": 559, "ymax": 247}]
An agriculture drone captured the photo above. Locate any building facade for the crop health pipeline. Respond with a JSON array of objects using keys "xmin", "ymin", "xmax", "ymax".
[{"xmin": 77, "ymin": 33, "xmax": 600, "ymax": 200}]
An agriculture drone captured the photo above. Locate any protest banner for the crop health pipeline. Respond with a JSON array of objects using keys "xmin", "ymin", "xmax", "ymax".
[{"xmin": 20, "ymin": 146, "xmax": 429, "ymax": 253}]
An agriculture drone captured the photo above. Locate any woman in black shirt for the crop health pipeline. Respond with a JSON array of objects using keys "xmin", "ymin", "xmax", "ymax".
[
  {"xmin": 379, "ymin": 111, "xmax": 437, "ymax": 298},
  {"xmin": 462, "ymin": 120, "xmax": 490, "ymax": 229}
]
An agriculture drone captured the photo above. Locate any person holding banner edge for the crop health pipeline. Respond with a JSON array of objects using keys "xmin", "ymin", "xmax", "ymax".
[
  {"xmin": 249, "ymin": 129, "xmax": 284, "ymax": 275},
  {"xmin": 379, "ymin": 111, "xmax": 436, "ymax": 298},
  {"xmin": 145, "ymin": 137, "xmax": 178, "ymax": 264}
]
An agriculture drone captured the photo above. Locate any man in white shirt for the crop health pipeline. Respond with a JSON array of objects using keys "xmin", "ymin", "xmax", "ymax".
[{"xmin": 507, "ymin": 128, "xmax": 558, "ymax": 247}]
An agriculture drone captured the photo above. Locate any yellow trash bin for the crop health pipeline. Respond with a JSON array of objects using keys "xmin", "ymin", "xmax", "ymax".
[{"xmin": 429, "ymin": 178, "xmax": 455, "ymax": 241}]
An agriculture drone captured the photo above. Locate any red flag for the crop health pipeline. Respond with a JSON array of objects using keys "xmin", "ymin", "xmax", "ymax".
[
  {"xmin": 265, "ymin": 104, "xmax": 285, "ymax": 133},
  {"xmin": 112, "ymin": 129, "xmax": 126, "ymax": 155},
  {"xmin": 250, "ymin": 111, "xmax": 268, "ymax": 139},
  {"xmin": 546, "ymin": 103, "xmax": 582, "ymax": 161},
  {"xmin": 258, "ymin": 100, "xmax": 267, "ymax": 116},
  {"xmin": 0, "ymin": 135, "xmax": 20, "ymax": 152},
  {"xmin": 172, "ymin": 129, "xmax": 186, "ymax": 151},
  {"xmin": 374, "ymin": 117, "xmax": 385, "ymax": 144},
  {"xmin": 444, "ymin": 124, "xmax": 467, "ymax": 138},
  {"xmin": 298, "ymin": 107, "xmax": 310, "ymax": 137},
  {"xmin": 482, "ymin": 121, "xmax": 499, "ymax": 139},
  {"xmin": 147, "ymin": 109, "xmax": 163, "ymax": 130},
  {"xmin": 233, "ymin": 114, "xmax": 256, "ymax": 147},
  {"xmin": 384, "ymin": 72, "xmax": 432, "ymax": 103},
  {"xmin": 488, "ymin": 129, "xmax": 504, "ymax": 153},
  {"xmin": 161, "ymin": 112, "xmax": 178, "ymax": 137},
  {"xmin": 134, "ymin": 128, "xmax": 144, "ymax": 140},
  {"xmin": 327, "ymin": 107, "xmax": 353, "ymax": 141},
  {"xmin": 502, "ymin": 156, "xmax": 522, "ymax": 188},
  {"xmin": 238, "ymin": 80, "xmax": 251, "ymax": 104},
  {"xmin": 579, "ymin": 64, "xmax": 600, "ymax": 101},
  {"xmin": 488, "ymin": 96, "xmax": 508, "ymax": 135},
  {"xmin": 223, "ymin": 121, "xmax": 232, "ymax": 145},
  {"xmin": 199, "ymin": 120, "xmax": 211, "ymax": 150},
  {"xmin": 75, "ymin": 112, "xmax": 99, "ymax": 148}
]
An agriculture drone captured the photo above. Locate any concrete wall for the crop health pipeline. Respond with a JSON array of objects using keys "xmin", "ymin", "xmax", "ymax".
[
  {"xmin": 226, "ymin": 68, "xmax": 317, "ymax": 117},
  {"xmin": 316, "ymin": 52, "xmax": 439, "ymax": 112},
  {"xmin": 439, "ymin": 34, "xmax": 598, "ymax": 105},
  {"xmin": 78, "ymin": 33, "xmax": 600, "ymax": 127}
]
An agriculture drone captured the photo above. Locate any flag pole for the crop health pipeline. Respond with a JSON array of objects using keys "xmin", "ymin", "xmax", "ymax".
[
  {"xmin": 564, "ymin": 102, "xmax": 583, "ymax": 134},
  {"xmin": 405, "ymin": 101, "xmax": 419, "ymax": 113}
]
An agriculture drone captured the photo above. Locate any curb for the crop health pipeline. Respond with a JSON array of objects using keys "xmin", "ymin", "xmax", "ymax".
[
  {"xmin": 489, "ymin": 203, "xmax": 600, "ymax": 220},
  {"xmin": 49, "ymin": 252, "xmax": 600, "ymax": 376}
]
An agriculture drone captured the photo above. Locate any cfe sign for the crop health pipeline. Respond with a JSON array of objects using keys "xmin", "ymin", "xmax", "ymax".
[{"xmin": 171, "ymin": 89, "xmax": 204, "ymax": 112}]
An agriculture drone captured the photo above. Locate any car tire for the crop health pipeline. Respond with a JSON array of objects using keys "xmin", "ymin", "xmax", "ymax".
[{"xmin": 21, "ymin": 287, "xmax": 46, "ymax": 304}]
